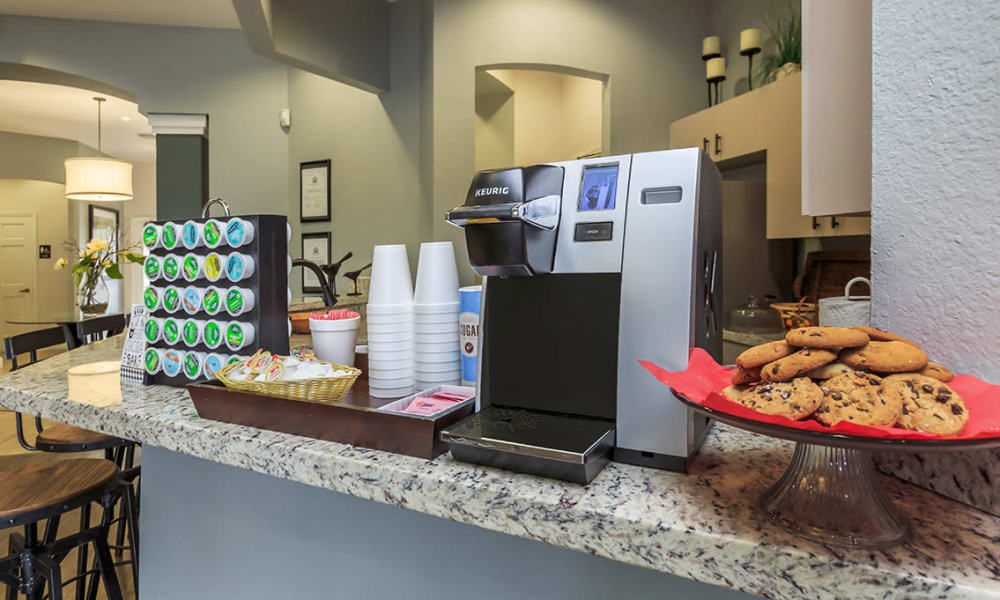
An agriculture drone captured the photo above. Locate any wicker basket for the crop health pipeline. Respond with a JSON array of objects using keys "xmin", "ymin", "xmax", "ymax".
[
  {"xmin": 216, "ymin": 359, "xmax": 362, "ymax": 405},
  {"xmin": 771, "ymin": 299, "xmax": 819, "ymax": 330}
]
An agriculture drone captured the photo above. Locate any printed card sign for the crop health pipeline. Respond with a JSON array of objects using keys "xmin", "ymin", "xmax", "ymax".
[{"xmin": 121, "ymin": 304, "xmax": 149, "ymax": 383}]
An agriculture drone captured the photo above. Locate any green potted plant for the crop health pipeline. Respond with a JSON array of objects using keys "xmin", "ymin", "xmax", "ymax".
[
  {"xmin": 55, "ymin": 237, "xmax": 144, "ymax": 315},
  {"xmin": 757, "ymin": 6, "xmax": 801, "ymax": 87}
]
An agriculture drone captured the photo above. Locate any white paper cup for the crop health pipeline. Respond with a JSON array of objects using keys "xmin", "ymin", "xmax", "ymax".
[
  {"xmin": 367, "ymin": 330, "xmax": 413, "ymax": 343},
  {"xmin": 413, "ymin": 241, "xmax": 459, "ymax": 305},
  {"xmin": 181, "ymin": 220, "xmax": 204, "ymax": 250},
  {"xmin": 182, "ymin": 253, "xmax": 205, "ymax": 282},
  {"xmin": 416, "ymin": 371, "xmax": 461, "ymax": 382},
  {"xmin": 415, "ymin": 361, "xmax": 461, "ymax": 373},
  {"xmin": 225, "ymin": 253, "xmax": 255, "ymax": 282},
  {"xmin": 144, "ymin": 348, "xmax": 164, "ymax": 375},
  {"xmin": 413, "ymin": 301, "xmax": 460, "ymax": 314},
  {"xmin": 202, "ymin": 219, "xmax": 225, "ymax": 249},
  {"xmin": 369, "ymin": 374, "xmax": 415, "ymax": 387},
  {"xmin": 226, "ymin": 218, "xmax": 255, "ymax": 247},
  {"xmin": 367, "ymin": 340, "xmax": 414, "ymax": 353},
  {"xmin": 368, "ymin": 244, "xmax": 413, "ymax": 306},
  {"xmin": 415, "ymin": 331, "xmax": 459, "ymax": 344},
  {"xmin": 368, "ymin": 384, "xmax": 415, "ymax": 399},
  {"xmin": 182, "ymin": 351, "xmax": 205, "ymax": 380},
  {"xmin": 413, "ymin": 311, "xmax": 459, "ymax": 324},
  {"xmin": 368, "ymin": 366, "xmax": 414, "ymax": 379},
  {"xmin": 225, "ymin": 287, "xmax": 256, "ymax": 317},
  {"xmin": 368, "ymin": 358, "xmax": 415, "ymax": 370},
  {"xmin": 162, "ymin": 255, "xmax": 181, "ymax": 282},
  {"xmin": 367, "ymin": 321, "xmax": 413, "ymax": 334},
  {"xmin": 203, "ymin": 320, "xmax": 225, "ymax": 350},
  {"xmin": 161, "ymin": 222, "xmax": 181, "ymax": 251},
  {"xmin": 144, "ymin": 255, "xmax": 162, "ymax": 282},
  {"xmin": 366, "ymin": 311, "xmax": 414, "ymax": 324},
  {"xmin": 142, "ymin": 223, "xmax": 162, "ymax": 251},
  {"xmin": 416, "ymin": 350, "xmax": 461, "ymax": 363},
  {"xmin": 162, "ymin": 286, "xmax": 182, "ymax": 314},
  {"xmin": 415, "ymin": 339, "xmax": 459, "ymax": 352},
  {"xmin": 310, "ymin": 316, "xmax": 361, "ymax": 367},
  {"xmin": 414, "ymin": 322, "xmax": 458, "ymax": 334},
  {"xmin": 225, "ymin": 321, "xmax": 256, "ymax": 351},
  {"xmin": 364, "ymin": 348, "xmax": 412, "ymax": 361},
  {"xmin": 204, "ymin": 252, "xmax": 225, "ymax": 282}
]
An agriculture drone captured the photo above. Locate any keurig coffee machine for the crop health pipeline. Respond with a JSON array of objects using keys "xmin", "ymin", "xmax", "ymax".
[{"xmin": 441, "ymin": 149, "xmax": 722, "ymax": 484}]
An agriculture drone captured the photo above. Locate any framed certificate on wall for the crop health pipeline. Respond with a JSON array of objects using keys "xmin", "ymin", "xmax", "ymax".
[
  {"xmin": 301, "ymin": 232, "xmax": 331, "ymax": 293},
  {"xmin": 300, "ymin": 159, "xmax": 331, "ymax": 222}
]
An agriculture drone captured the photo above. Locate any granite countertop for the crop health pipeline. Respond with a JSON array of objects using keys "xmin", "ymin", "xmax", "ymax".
[{"xmin": 1, "ymin": 338, "xmax": 999, "ymax": 600}]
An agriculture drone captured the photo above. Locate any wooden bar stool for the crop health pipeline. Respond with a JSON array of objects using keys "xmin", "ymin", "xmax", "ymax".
[{"xmin": 0, "ymin": 456, "xmax": 124, "ymax": 600}]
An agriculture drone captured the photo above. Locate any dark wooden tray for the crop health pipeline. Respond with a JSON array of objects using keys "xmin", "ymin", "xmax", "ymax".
[{"xmin": 186, "ymin": 378, "xmax": 474, "ymax": 460}]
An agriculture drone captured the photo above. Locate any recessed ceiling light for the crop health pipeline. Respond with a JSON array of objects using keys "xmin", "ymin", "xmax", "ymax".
[{"xmin": 120, "ymin": 116, "xmax": 131, "ymax": 122}]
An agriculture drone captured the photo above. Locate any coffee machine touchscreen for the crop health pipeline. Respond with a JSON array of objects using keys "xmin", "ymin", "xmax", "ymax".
[{"xmin": 578, "ymin": 164, "xmax": 619, "ymax": 211}]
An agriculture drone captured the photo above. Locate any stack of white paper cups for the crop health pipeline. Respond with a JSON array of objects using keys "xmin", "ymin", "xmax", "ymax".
[
  {"xmin": 366, "ymin": 245, "xmax": 415, "ymax": 397},
  {"xmin": 412, "ymin": 242, "xmax": 460, "ymax": 388}
]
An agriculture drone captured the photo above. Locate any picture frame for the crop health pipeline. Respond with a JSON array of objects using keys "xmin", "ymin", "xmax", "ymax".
[
  {"xmin": 300, "ymin": 159, "xmax": 331, "ymax": 222},
  {"xmin": 301, "ymin": 232, "xmax": 331, "ymax": 293},
  {"xmin": 88, "ymin": 205, "xmax": 120, "ymax": 250}
]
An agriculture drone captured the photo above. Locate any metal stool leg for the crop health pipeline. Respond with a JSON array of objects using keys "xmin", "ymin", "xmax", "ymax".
[
  {"xmin": 74, "ymin": 505, "xmax": 90, "ymax": 600},
  {"xmin": 90, "ymin": 528, "xmax": 123, "ymax": 600},
  {"xmin": 114, "ymin": 445, "xmax": 136, "ymax": 559},
  {"xmin": 33, "ymin": 554, "xmax": 62, "ymax": 600}
]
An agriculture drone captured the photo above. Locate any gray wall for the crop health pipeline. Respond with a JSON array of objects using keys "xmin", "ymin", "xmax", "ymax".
[
  {"xmin": 871, "ymin": 0, "xmax": 999, "ymax": 380},
  {"xmin": 707, "ymin": 0, "xmax": 800, "ymax": 98},
  {"xmin": 0, "ymin": 14, "xmax": 289, "ymax": 219},
  {"xmin": 0, "ymin": 131, "xmax": 99, "ymax": 183}
]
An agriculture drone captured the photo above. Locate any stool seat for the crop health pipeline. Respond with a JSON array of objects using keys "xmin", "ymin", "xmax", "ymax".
[
  {"xmin": 0, "ymin": 458, "xmax": 118, "ymax": 527},
  {"xmin": 35, "ymin": 424, "xmax": 122, "ymax": 453}
]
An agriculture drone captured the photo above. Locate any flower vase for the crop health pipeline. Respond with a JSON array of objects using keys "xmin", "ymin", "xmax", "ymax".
[{"xmin": 77, "ymin": 276, "xmax": 110, "ymax": 316}]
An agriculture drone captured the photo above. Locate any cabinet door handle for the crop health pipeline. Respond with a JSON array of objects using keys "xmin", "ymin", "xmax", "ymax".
[
  {"xmin": 714, "ymin": 133, "xmax": 722, "ymax": 156},
  {"xmin": 702, "ymin": 137, "xmax": 709, "ymax": 154},
  {"xmin": 830, "ymin": 216, "xmax": 840, "ymax": 229},
  {"xmin": 812, "ymin": 217, "xmax": 821, "ymax": 230}
]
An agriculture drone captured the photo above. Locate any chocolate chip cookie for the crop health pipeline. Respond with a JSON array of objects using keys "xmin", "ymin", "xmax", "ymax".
[
  {"xmin": 731, "ymin": 366, "xmax": 762, "ymax": 385},
  {"xmin": 840, "ymin": 341, "xmax": 929, "ymax": 373},
  {"xmin": 919, "ymin": 362, "xmax": 955, "ymax": 383},
  {"xmin": 814, "ymin": 372, "xmax": 901, "ymax": 427},
  {"xmin": 761, "ymin": 348, "xmax": 838, "ymax": 382},
  {"xmin": 851, "ymin": 326, "xmax": 921, "ymax": 348},
  {"xmin": 883, "ymin": 374, "xmax": 968, "ymax": 435},
  {"xmin": 806, "ymin": 360, "xmax": 856, "ymax": 379},
  {"xmin": 736, "ymin": 340, "xmax": 796, "ymax": 369},
  {"xmin": 722, "ymin": 385, "xmax": 749, "ymax": 403},
  {"xmin": 740, "ymin": 378, "xmax": 823, "ymax": 420},
  {"xmin": 785, "ymin": 326, "xmax": 870, "ymax": 349}
]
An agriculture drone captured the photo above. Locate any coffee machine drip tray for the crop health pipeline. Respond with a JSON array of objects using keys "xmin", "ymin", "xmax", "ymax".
[{"xmin": 440, "ymin": 406, "xmax": 615, "ymax": 484}]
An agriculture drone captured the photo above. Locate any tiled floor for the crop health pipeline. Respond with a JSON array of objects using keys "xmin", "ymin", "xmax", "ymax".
[{"xmin": 0, "ymin": 410, "xmax": 137, "ymax": 599}]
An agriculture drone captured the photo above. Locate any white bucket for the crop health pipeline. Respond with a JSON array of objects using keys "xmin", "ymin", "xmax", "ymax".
[{"xmin": 310, "ymin": 316, "xmax": 361, "ymax": 367}]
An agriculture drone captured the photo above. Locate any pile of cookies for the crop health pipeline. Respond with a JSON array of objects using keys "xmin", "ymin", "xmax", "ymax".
[{"xmin": 724, "ymin": 326, "xmax": 969, "ymax": 435}]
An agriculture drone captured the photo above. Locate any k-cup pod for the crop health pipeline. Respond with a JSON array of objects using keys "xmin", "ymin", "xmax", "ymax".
[
  {"xmin": 202, "ymin": 219, "xmax": 225, "ymax": 249},
  {"xmin": 225, "ymin": 321, "xmax": 255, "ymax": 351},
  {"xmin": 162, "ymin": 349, "xmax": 183, "ymax": 377},
  {"xmin": 287, "ymin": 287, "xmax": 292, "ymax": 305},
  {"xmin": 225, "ymin": 287, "xmax": 256, "ymax": 317},
  {"xmin": 225, "ymin": 253, "xmax": 255, "ymax": 282},
  {"xmin": 182, "ymin": 286, "xmax": 204, "ymax": 315},
  {"xmin": 203, "ymin": 320, "xmax": 225, "ymax": 350},
  {"xmin": 143, "ymin": 255, "xmax": 162, "ymax": 281},
  {"xmin": 287, "ymin": 255, "xmax": 292, "ymax": 275},
  {"xmin": 162, "ymin": 286, "xmax": 181, "ymax": 314},
  {"xmin": 204, "ymin": 353, "xmax": 226, "ymax": 379},
  {"xmin": 143, "ymin": 286, "xmax": 163, "ymax": 311},
  {"xmin": 286, "ymin": 223, "xmax": 292, "ymax": 243},
  {"xmin": 162, "ymin": 254, "xmax": 181, "ymax": 282},
  {"xmin": 182, "ymin": 253, "xmax": 205, "ymax": 282},
  {"xmin": 142, "ymin": 223, "xmax": 162, "ymax": 250},
  {"xmin": 202, "ymin": 286, "xmax": 224, "ymax": 316},
  {"xmin": 144, "ymin": 317, "xmax": 163, "ymax": 344},
  {"xmin": 182, "ymin": 319, "xmax": 205, "ymax": 347},
  {"xmin": 226, "ymin": 355, "xmax": 244, "ymax": 367},
  {"xmin": 288, "ymin": 318, "xmax": 292, "ymax": 337},
  {"xmin": 182, "ymin": 351, "xmax": 205, "ymax": 380},
  {"xmin": 161, "ymin": 221, "xmax": 181, "ymax": 251},
  {"xmin": 204, "ymin": 252, "xmax": 224, "ymax": 282},
  {"xmin": 226, "ymin": 218, "xmax": 255, "ymax": 247},
  {"xmin": 144, "ymin": 348, "xmax": 164, "ymax": 375},
  {"xmin": 181, "ymin": 220, "xmax": 204, "ymax": 250},
  {"xmin": 162, "ymin": 317, "xmax": 181, "ymax": 346}
]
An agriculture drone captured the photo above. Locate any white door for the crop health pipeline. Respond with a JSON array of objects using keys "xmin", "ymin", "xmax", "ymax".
[{"xmin": 0, "ymin": 213, "xmax": 38, "ymax": 338}]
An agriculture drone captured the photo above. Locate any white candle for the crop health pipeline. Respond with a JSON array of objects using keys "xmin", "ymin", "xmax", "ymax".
[
  {"xmin": 702, "ymin": 36, "xmax": 721, "ymax": 57},
  {"xmin": 740, "ymin": 28, "xmax": 761, "ymax": 52},
  {"xmin": 706, "ymin": 57, "xmax": 726, "ymax": 80}
]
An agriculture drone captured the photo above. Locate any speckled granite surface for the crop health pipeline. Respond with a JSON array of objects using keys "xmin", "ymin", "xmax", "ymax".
[
  {"xmin": 876, "ymin": 449, "xmax": 1000, "ymax": 517},
  {"xmin": 2, "ymin": 338, "xmax": 999, "ymax": 600}
]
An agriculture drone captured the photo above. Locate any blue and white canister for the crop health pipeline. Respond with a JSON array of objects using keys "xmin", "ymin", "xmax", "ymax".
[{"xmin": 458, "ymin": 285, "xmax": 482, "ymax": 387}]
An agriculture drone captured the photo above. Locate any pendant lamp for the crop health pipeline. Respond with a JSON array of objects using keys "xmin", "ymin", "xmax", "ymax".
[{"xmin": 64, "ymin": 97, "xmax": 133, "ymax": 201}]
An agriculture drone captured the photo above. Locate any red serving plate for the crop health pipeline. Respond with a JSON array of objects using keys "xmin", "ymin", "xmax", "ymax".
[{"xmin": 642, "ymin": 349, "xmax": 1000, "ymax": 443}]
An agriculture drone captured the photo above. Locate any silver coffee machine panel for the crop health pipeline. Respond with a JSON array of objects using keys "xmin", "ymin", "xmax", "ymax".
[{"xmin": 442, "ymin": 149, "xmax": 722, "ymax": 483}]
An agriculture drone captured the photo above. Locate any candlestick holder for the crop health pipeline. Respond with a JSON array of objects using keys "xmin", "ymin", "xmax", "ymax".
[
  {"xmin": 740, "ymin": 46, "xmax": 761, "ymax": 90},
  {"xmin": 707, "ymin": 75, "xmax": 726, "ymax": 106},
  {"xmin": 701, "ymin": 51, "xmax": 721, "ymax": 61}
]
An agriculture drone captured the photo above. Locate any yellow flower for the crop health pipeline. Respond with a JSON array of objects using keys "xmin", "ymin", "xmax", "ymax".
[
  {"xmin": 102, "ymin": 259, "xmax": 112, "ymax": 269},
  {"xmin": 79, "ymin": 248, "xmax": 89, "ymax": 258},
  {"xmin": 86, "ymin": 238, "xmax": 110, "ymax": 253},
  {"xmin": 54, "ymin": 258, "xmax": 67, "ymax": 270}
]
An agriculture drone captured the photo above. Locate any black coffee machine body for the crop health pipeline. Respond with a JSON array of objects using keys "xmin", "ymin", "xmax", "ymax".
[{"xmin": 441, "ymin": 149, "xmax": 722, "ymax": 484}]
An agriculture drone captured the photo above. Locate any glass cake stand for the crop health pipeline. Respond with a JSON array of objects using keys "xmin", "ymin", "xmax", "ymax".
[{"xmin": 672, "ymin": 390, "xmax": 1000, "ymax": 548}]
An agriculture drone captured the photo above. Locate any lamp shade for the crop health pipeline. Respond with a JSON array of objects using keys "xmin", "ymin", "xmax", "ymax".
[{"xmin": 64, "ymin": 157, "xmax": 133, "ymax": 201}]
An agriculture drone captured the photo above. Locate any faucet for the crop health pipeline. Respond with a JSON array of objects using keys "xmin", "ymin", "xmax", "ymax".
[
  {"xmin": 290, "ymin": 259, "xmax": 336, "ymax": 307},
  {"xmin": 320, "ymin": 252, "xmax": 354, "ymax": 298}
]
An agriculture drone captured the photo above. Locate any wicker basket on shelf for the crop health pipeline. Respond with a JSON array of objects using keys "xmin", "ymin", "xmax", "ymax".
[{"xmin": 215, "ymin": 359, "xmax": 361, "ymax": 405}]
